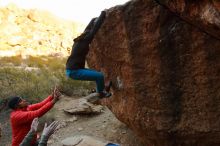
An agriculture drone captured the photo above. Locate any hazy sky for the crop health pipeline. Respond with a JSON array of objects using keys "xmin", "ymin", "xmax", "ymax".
[{"xmin": 0, "ymin": 0, "xmax": 130, "ymax": 23}]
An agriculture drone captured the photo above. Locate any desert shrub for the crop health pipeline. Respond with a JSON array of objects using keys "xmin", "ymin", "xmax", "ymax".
[
  {"xmin": 25, "ymin": 56, "xmax": 45, "ymax": 68},
  {"xmin": 46, "ymin": 57, "xmax": 66, "ymax": 71},
  {"xmin": 0, "ymin": 67, "xmax": 57, "ymax": 103},
  {"xmin": 0, "ymin": 56, "xmax": 22, "ymax": 66},
  {"xmin": 0, "ymin": 56, "xmax": 94, "ymax": 104},
  {"xmin": 24, "ymin": 56, "xmax": 66, "ymax": 71}
]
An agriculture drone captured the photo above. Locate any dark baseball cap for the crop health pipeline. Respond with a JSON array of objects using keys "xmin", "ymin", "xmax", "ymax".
[{"xmin": 8, "ymin": 96, "xmax": 22, "ymax": 109}]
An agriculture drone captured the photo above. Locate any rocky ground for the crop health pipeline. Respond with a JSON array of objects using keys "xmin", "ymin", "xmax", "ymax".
[{"xmin": 0, "ymin": 95, "xmax": 143, "ymax": 146}]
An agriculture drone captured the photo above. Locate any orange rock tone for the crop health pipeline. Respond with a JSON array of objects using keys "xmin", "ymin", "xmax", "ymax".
[{"xmin": 88, "ymin": 0, "xmax": 220, "ymax": 146}]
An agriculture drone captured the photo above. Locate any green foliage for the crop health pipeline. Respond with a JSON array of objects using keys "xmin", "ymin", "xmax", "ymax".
[
  {"xmin": 0, "ymin": 55, "xmax": 22, "ymax": 66},
  {"xmin": 0, "ymin": 67, "xmax": 54, "ymax": 102},
  {"xmin": 0, "ymin": 56, "xmax": 93, "ymax": 103}
]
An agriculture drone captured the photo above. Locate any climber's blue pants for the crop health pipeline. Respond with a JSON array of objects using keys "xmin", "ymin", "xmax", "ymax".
[{"xmin": 66, "ymin": 69, "xmax": 104, "ymax": 93}]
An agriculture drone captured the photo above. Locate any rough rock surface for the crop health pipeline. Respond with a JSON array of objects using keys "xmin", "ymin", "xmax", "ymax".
[
  {"xmin": 61, "ymin": 135, "xmax": 107, "ymax": 146},
  {"xmin": 156, "ymin": 0, "xmax": 220, "ymax": 40},
  {"xmin": 63, "ymin": 93, "xmax": 104, "ymax": 115},
  {"xmin": 88, "ymin": 0, "xmax": 220, "ymax": 145}
]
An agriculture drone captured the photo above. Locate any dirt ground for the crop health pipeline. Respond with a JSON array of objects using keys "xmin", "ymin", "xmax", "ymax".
[{"xmin": 0, "ymin": 96, "xmax": 143, "ymax": 146}]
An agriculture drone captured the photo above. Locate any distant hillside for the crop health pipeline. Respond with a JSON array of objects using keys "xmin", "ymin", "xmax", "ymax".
[{"xmin": 0, "ymin": 4, "xmax": 85, "ymax": 57}]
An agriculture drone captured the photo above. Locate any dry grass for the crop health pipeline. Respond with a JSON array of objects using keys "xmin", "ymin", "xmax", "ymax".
[{"xmin": 0, "ymin": 55, "xmax": 93, "ymax": 105}]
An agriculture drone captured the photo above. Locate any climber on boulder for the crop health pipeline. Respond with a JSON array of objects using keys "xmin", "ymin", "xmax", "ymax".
[{"xmin": 66, "ymin": 10, "xmax": 112, "ymax": 98}]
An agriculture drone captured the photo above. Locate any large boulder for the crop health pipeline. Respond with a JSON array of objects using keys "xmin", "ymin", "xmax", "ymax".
[
  {"xmin": 156, "ymin": 0, "xmax": 220, "ymax": 40},
  {"xmin": 88, "ymin": 0, "xmax": 220, "ymax": 146}
]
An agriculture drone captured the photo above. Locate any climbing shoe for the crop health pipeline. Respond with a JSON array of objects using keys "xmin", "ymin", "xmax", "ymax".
[
  {"xmin": 105, "ymin": 81, "xmax": 112, "ymax": 92},
  {"xmin": 106, "ymin": 143, "xmax": 120, "ymax": 146},
  {"xmin": 99, "ymin": 91, "xmax": 112, "ymax": 98}
]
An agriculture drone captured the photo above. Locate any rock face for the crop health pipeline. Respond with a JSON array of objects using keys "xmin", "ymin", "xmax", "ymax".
[
  {"xmin": 63, "ymin": 93, "xmax": 104, "ymax": 115},
  {"xmin": 61, "ymin": 135, "xmax": 107, "ymax": 146},
  {"xmin": 0, "ymin": 4, "xmax": 83, "ymax": 57},
  {"xmin": 157, "ymin": 0, "xmax": 220, "ymax": 40},
  {"xmin": 88, "ymin": 0, "xmax": 220, "ymax": 146}
]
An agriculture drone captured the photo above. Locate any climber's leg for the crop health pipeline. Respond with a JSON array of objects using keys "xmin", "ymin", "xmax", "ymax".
[{"xmin": 66, "ymin": 69, "xmax": 111, "ymax": 98}]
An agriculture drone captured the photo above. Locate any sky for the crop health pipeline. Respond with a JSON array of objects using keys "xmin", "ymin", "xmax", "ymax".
[{"xmin": 0, "ymin": 0, "xmax": 130, "ymax": 23}]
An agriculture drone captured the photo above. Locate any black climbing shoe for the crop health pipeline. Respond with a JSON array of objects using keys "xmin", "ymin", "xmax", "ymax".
[
  {"xmin": 105, "ymin": 81, "xmax": 112, "ymax": 92},
  {"xmin": 99, "ymin": 91, "xmax": 112, "ymax": 99}
]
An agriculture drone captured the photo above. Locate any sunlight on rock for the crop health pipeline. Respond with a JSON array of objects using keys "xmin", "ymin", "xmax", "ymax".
[{"xmin": 0, "ymin": 4, "xmax": 85, "ymax": 57}]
